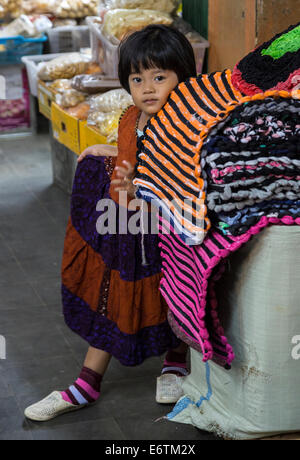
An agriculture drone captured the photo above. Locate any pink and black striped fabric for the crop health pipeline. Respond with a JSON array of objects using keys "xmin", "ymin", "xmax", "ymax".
[{"xmin": 158, "ymin": 214, "xmax": 300, "ymax": 368}]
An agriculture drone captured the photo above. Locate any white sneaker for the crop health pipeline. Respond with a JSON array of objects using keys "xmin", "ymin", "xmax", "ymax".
[
  {"xmin": 156, "ymin": 374, "xmax": 185, "ymax": 404},
  {"xmin": 24, "ymin": 391, "xmax": 86, "ymax": 422}
]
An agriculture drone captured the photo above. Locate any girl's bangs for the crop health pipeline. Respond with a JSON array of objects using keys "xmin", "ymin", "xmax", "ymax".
[{"xmin": 130, "ymin": 48, "xmax": 169, "ymax": 74}]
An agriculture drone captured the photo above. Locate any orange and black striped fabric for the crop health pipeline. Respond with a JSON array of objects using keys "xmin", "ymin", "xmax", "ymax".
[{"xmin": 133, "ymin": 70, "xmax": 244, "ymax": 245}]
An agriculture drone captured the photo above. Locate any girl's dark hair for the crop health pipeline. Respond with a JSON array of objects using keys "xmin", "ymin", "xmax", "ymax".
[{"xmin": 118, "ymin": 24, "xmax": 197, "ymax": 93}]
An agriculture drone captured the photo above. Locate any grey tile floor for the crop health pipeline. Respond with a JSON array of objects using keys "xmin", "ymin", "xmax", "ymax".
[{"xmin": 0, "ymin": 133, "xmax": 217, "ymax": 441}]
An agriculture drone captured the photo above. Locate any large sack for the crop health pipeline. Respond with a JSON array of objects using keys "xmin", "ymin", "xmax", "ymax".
[{"xmin": 167, "ymin": 226, "xmax": 300, "ymax": 440}]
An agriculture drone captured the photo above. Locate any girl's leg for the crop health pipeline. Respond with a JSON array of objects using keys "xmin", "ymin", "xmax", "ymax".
[
  {"xmin": 83, "ymin": 346, "xmax": 112, "ymax": 375},
  {"xmin": 156, "ymin": 343, "xmax": 189, "ymax": 404},
  {"xmin": 24, "ymin": 347, "xmax": 112, "ymax": 421},
  {"xmin": 61, "ymin": 347, "xmax": 112, "ymax": 406}
]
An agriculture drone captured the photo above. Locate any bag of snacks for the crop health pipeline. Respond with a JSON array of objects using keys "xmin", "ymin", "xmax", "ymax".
[
  {"xmin": 100, "ymin": 0, "xmax": 180, "ymax": 15},
  {"xmin": 20, "ymin": 0, "xmax": 55, "ymax": 14},
  {"xmin": 89, "ymin": 88, "xmax": 133, "ymax": 113},
  {"xmin": 55, "ymin": 89, "xmax": 86, "ymax": 108},
  {"xmin": 38, "ymin": 53, "xmax": 91, "ymax": 81},
  {"xmin": 88, "ymin": 109, "xmax": 123, "ymax": 143},
  {"xmin": 50, "ymin": 79, "xmax": 73, "ymax": 93},
  {"xmin": 72, "ymin": 73, "xmax": 120, "ymax": 94},
  {"xmin": 52, "ymin": 0, "xmax": 99, "ymax": 19},
  {"xmin": 102, "ymin": 9, "xmax": 173, "ymax": 41},
  {"xmin": 66, "ymin": 101, "xmax": 90, "ymax": 120},
  {"xmin": 88, "ymin": 88, "xmax": 133, "ymax": 142},
  {"xmin": 0, "ymin": 0, "xmax": 22, "ymax": 19},
  {"xmin": 0, "ymin": 14, "xmax": 36, "ymax": 37}
]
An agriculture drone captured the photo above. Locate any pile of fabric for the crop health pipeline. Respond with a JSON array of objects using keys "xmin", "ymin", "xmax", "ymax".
[
  {"xmin": 203, "ymin": 95, "xmax": 300, "ymax": 237},
  {"xmin": 133, "ymin": 22, "xmax": 300, "ymax": 368}
]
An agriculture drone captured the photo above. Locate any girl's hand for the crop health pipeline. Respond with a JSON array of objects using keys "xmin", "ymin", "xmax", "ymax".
[
  {"xmin": 78, "ymin": 144, "xmax": 118, "ymax": 162},
  {"xmin": 111, "ymin": 161, "xmax": 137, "ymax": 197}
]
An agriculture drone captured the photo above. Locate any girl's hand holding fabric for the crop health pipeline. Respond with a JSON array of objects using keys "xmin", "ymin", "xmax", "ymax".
[
  {"xmin": 111, "ymin": 161, "xmax": 137, "ymax": 197},
  {"xmin": 78, "ymin": 144, "xmax": 118, "ymax": 162}
]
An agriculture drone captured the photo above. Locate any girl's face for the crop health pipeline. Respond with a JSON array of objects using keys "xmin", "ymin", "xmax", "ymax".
[{"xmin": 128, "ymin": 67, "xmax": 179, "ymax": 118}]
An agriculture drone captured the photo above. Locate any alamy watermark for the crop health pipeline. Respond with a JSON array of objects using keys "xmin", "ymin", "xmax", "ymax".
[
  {"xmin": 0, "ymin": 335, "xmax": 6, "ymax": 360},
  {"xmin": 95, "ymin": 193, "xmax": 206, "ymax": 239},
  {"xmin": 291, "ymin": 335, "xmax": 300, "ymax": 360}
]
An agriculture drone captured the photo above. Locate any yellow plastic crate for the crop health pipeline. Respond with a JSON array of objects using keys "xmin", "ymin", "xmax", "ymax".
[
  {"xmin": 51, "ymin": 102, "xmax": 81, "ymax": 155},
  {"xmin": 38, "ymin": 80, "xmax": 57, "ymax": 121}
]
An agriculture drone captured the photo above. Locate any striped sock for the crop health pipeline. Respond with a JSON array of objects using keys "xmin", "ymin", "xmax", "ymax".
[
  {"xmin": 61, "ymin": 367, "xmax": 102, "ymax": 406},
  {"xmin": 161, "ymin": 350, "xmax": 189, "ymax": 377}
]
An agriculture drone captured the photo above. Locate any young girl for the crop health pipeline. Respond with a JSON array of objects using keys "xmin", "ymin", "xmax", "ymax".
[{"xmin": 24, "ymin": 25, "xmax": 197, "ymax": 421}]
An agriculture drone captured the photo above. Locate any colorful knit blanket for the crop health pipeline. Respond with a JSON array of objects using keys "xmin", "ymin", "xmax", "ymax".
[
  {"xmin": 232, "ymin": 22, "xmax": 300, "ymax": 95},
  {"xmin": 133, "ymin": 76, "xmax": 300, "ymax": 367},
  {"xmin": 157, "ymin": 93, "xmax": 300, "ymax": 368}
]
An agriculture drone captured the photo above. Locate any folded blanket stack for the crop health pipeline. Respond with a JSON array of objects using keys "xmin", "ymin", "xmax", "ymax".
[{"xmin": 202, "ymin": 95, "xmax": 300, "ymax": 236}]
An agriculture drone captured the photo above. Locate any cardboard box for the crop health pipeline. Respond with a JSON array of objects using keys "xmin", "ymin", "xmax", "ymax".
[
  {"xmin": 51, "ymin": 102, "xmax": 81, "ymax": 155},
  {"xmin": 79, "ymin": 121, "xmax": 116, "ymax": 152},
  {"xmin": 38, "ymin": 80, "xmax": 57, "ymax": 120}
]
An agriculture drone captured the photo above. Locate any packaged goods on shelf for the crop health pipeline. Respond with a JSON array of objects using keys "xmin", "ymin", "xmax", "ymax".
[
  {"xmin": 50, "ymin": 79, "xmax": 73, "ymax": 93},
  {"xmin": 52, "ymin": 0, "xmax": 99, "ymax": 19},
  {"xmin": 38, "ymin": 52, "xmax": 91, "ymax": 81},
  {"xmin": 102, "ymin": 9, "xmax": 173, "ymax": 41},
  {"xmin": 0, "ymin": 0, "xmax": 22, "ymax": 19},
  {"xmin": 0, "ymin": 14, "xmax": 52, "ymax": 38},
  {"xmin": 72, "ymin": 73, "xmax": 120, "ymax": 93},
  {"xmin": 87, "ymin": 88, "xmax": 133, "ymax": 142},
  {"xmin": 20, "ymin": 0, "xmax": 56, "ymax": 15},
  {"xmin": 66, "ymin": 101, "xmax": 90, "ymax": 120},
  {"xmin": 55, "ymin": 88, "xmax": 86, "ymax": 108},
  {"xmin": 89, "ymin": 88, "xmax": 133, "ymax": 113},
  {"xmin": 100, "ymin": 0, "xmax": 180, "ymax": 14},
  {"xmin": 88, "ymin": 109, "xmax": 122, "ymax": 143},
  {"xmin": 22, "ymin": 53, "xmax": 70, "ymax": 97},
  {"xmin": 84, "ymin": 62, "xmax": 102, "ymax": 74}
]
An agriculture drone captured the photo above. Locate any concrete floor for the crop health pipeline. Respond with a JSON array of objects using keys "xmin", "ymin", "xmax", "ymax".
[{"xmin": 0, "ymin": 132, "xmax": 218, "ymax": 441}]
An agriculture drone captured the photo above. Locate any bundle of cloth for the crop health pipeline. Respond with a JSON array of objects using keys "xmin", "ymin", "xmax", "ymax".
[{"xmin": 133, "ymin": 22, "xmax": 300, "ymax": 368}]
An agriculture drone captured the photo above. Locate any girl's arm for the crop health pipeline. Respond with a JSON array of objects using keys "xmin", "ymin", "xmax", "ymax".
[{"xmin": 78, "ymin": 144, "xmax": 118, "ymax": 162}]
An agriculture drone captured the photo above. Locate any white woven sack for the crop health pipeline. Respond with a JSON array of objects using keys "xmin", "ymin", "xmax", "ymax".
[{"xmin": 167, "ymin": 226, "xmax": 300, "ymax": 440}]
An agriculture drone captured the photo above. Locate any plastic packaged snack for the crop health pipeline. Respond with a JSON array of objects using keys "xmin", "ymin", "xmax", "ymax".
[
  {"xmin": 55, "ymin": 89, "xmax": 86, "ymax": 108},
  {"xmin": 88, "ymin": 88, "xmax": 133, "ymax": 141},
  {"xmin": 52, "ymin": 0, "xmax": 99, "ymax": 19},
  {"xmin": 72, "ymin": 73, "xmax": 120, "ymax": 94},
  {"xmin": 66, "ymin": 101, "xmax": 90, "ymax": 120},
  {"xmin": 0, "ymin": 0, "xmax": 22, "ymax": 19},
  {"xmin": 100, "ymin": 0, "xmax": 180, "ymax": 14},
  {"xmin": 102, "ymin": 9, "xmax": 173, "ymax": 41},
  {"xmin": 89, "ymin": 88, "xmax": 133, "ymax": 113},
  {"xmin": 0, "ymin": 14, "xmax": 36, "ymax": 38},
  {"xmin": 50, "ymin": 79, "xmax": 73, "ymax": 93},
  {"xmin": 88, "ymin": 109, "xmax": 123, "ymax": 143},
  {"xmin": 21, "ymin": 0, "xmax": 56, "ymax": 14},
  {"xmin": 85, "ymin": 62, "xmax": 102, "ymax": 75},
  {"xmin": 37, "ymin": 53, "xmax": 91, "ymax": 81}
]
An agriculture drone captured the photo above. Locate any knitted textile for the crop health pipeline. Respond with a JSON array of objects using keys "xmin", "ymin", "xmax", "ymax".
[
  {"xmin": 133, "ymin": 70, "xmax": 243, "ymax": 245},
  {"xmin": 231, "ymin": 22, "xmax": 300, "ymax": 96},
  {"xmin": 203, "ymin": 96, "xmax": 300, "ymax": 236},
  {"xmin": 61, "ymin": 367, "xmax": 102, "ymax": 406},
  {"xmin": 164, "ymin": 92, "xmax": 299, "ymax": 367},
  {"xmin": 134, "ymin": 68, "xmax": 300, "ymax": 366}
]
